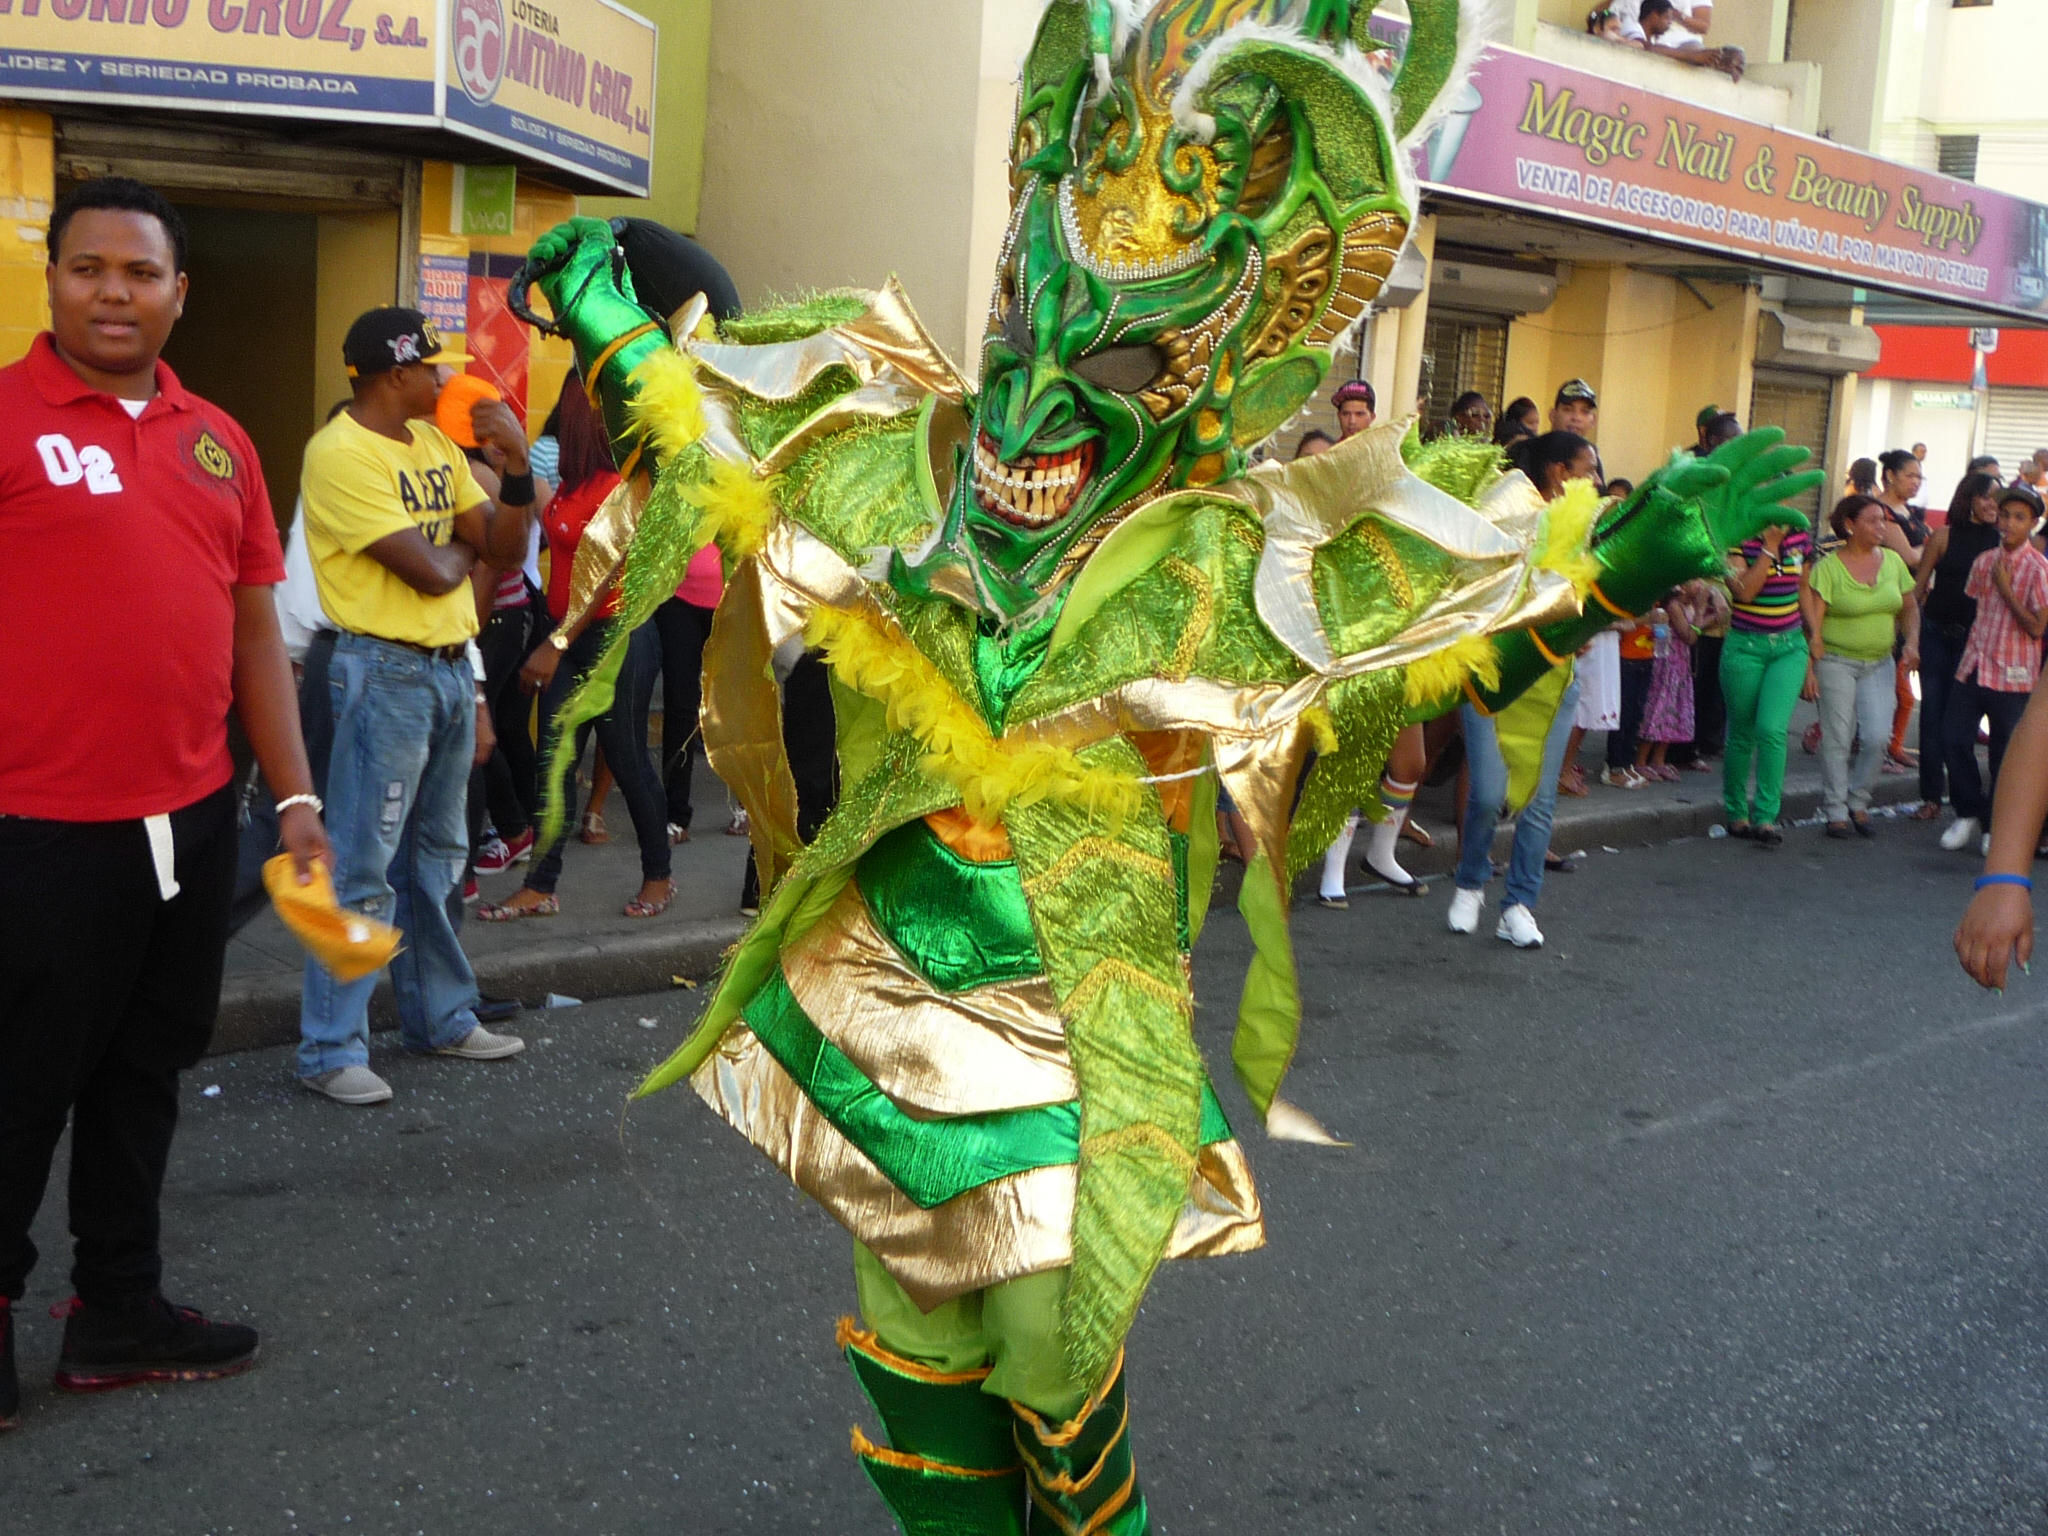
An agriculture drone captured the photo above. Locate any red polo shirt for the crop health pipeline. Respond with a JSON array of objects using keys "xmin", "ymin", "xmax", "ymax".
[{"xmin": 0, "ymin": 334, "xmax": 284, "ymax": 821}]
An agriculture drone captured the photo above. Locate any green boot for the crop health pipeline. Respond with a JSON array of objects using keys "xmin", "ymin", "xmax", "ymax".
[
  {"xmin": 1011, "ymin": 1350, "xmax": 1150, "ymax": 1535},
  {"xmin": 840, "ymin": 1317, "xmax": 1028, "ymax": 1536}
]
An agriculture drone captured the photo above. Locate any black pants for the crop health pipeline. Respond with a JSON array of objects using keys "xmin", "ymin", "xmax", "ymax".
[
  {"xmin": 1944, "ymin": 678, "xmax": 2031, "ymax": 822},
  {"xmin": 654, "ymin": 597, "xmax": 716, "ymax": 830},
  {"xmin": 0, "ymin": 786, "xmax": 237, "ymax": 1305},
  {"xmin": 1671, "ymin": 633, "xmax": 1726, "ymax": 766},
  {"xmin": 468, "ymin": 600, "xmax": 541, "ymax": 857},
  {"xmin": 1608, "ymin": 656, "xmax": 1654, "ymax": 769},
  {"xmin": 740, "ymin": 653, "xmax": 840, "ymax": 910}
]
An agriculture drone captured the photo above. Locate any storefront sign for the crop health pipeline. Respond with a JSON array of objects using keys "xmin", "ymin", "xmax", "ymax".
[
  {"xmin": 0, "ymin": 0, "xmax": 653, "ymax": 194},
  {"xmin": 454, "ymin": 163, "xmax": 518, "ymax": 234},
  {"xmin": 418, "ymin": 252, "xmax": 470, "ymax": 343},
  {"xmin": 1407, "ymin": 43, "xmax": 2048, "ymax": 322},
  {"xmin": 442, "ymin": 0, "xmax": 653, "ymax": 195},
  {"xmin": 1911, "ymin": 389, "xmax": 1978, "ymax": 412}
]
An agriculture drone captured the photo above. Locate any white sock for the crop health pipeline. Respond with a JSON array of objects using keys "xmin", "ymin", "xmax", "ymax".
[
  {"xmin": 1320, "ymin": 813, "xmax": 1359, "ymax": 899},
  {"xmin": 1363, "ymin": 778, "xmax": 1418, "ymax": 885}
]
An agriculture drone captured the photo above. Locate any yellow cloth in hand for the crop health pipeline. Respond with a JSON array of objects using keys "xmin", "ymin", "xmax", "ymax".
[{"xmin": 262, "ymin": 855, "xmax": 401, "ymax": 982}]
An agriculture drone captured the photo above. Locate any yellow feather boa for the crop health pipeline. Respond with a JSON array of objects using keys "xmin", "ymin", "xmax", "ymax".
[{"xmin": 803, "ymin": 603, "xmax": 1143, "ymax": 828}]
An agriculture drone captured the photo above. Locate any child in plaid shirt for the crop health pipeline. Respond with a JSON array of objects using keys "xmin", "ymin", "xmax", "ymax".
[{"xmin": 1941, "ymin": 484, "xmax": 2048, "ymax": 853}]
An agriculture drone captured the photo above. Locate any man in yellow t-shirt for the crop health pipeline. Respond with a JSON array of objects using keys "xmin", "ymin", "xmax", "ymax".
[{"xmin": 296, "ymin": 308, "xmax": 539, "ymax": 1107}]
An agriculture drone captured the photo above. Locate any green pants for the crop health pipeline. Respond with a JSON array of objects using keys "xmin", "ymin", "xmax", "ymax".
[
  {"xmin": 1719, "ymin": 627, "xmax": 1807, "ymax": 825},
  {"xmin": 855, "ymin": 1244, "xmax": 1093, "ymax": 1422}
]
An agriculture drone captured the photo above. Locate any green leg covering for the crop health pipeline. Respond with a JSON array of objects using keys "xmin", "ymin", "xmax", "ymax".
[
  {"xmin": 841, "ymin": 1316, "xmax": 1028, "ymax": 1536},
  {"xmin": 1012, "ymin": 1354, "xmax": 1150, "ymax": 1536}
]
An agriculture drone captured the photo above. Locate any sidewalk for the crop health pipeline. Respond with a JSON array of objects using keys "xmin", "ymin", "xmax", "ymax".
[{"xmin": 215, "ymin": 700, "xmax": 1929, "ymax": 1055}]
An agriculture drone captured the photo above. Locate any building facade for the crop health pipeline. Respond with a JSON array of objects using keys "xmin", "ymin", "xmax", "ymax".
[{"xmin": 0, "ymin": 0, "xmax": 710, "ymax": 495}]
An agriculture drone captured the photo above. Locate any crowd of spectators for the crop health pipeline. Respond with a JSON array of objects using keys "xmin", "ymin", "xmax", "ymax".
[{"xmin": 1294, "ymin": 371, "xmax": 2048, "ymax": 942}]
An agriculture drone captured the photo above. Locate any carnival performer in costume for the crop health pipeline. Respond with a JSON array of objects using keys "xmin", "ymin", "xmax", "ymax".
[{"xmin": 513, "ymin": 3, "xmax": 1820, "ymax": 1529}]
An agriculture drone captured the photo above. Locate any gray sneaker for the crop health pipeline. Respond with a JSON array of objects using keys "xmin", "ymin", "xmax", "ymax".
[
  {"xmin": 303, "ymin": 1066, "xmax": 394, "ymax": 1105},
  {"xmin": 430, "ymin": 1025, "xmax": 526, "ymax": 1061}
]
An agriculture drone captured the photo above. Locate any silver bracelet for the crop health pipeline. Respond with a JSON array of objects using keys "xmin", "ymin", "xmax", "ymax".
[{"xmin": 275, "ymin": 793, "xmax": 323, "ymax": 816}]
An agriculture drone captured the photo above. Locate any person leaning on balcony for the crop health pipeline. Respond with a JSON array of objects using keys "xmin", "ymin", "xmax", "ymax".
[{"xmin": 1628, "ymin": 0, "xmax": 1744, "ymax": 80}]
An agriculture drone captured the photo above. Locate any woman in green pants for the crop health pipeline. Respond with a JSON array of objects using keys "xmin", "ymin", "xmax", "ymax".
[{"xmin": 1723, "ymin": 521, "xmax": 1816, "ymax": 846}]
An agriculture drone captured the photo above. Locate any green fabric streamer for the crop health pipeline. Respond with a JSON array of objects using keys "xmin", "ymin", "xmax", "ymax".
[
  {"xmin": 857, "ymin": 821, "xmax": 1045, "ymax": 993},
  {"xmin": 1231, "ymin": 850, "xmax": 1300, "ymax": 1120},
  {"xmin": 1005, "ymin": 738, "xmax": 1205, "ymax": 1388},
  {"xmin": 535, "ymin": 451, "xmax": 714, "ymax": 852},
  {"xmin": 1388, "ymin": 0, "xmax": 1465, "ymax": 142}
]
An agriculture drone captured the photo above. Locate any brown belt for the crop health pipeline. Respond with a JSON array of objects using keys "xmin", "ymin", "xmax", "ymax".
[{"xmin": 356, "ymin": 633, "xmax": 469, "ymax": 663}]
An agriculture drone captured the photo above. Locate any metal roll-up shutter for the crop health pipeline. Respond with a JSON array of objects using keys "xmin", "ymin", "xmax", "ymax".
[
  {"xmin": 1984, "ymin": 387, "xmax": 2048, "ymax": 479},
  {"xmin": 1749, "ymin": 369, "xmax": 1833, "ymax": 519},
  {"xmin": 54, "ymin": 117, "xmax": 406, "ymax": 208},
  {"xmin": 1420, "ymin": 310, "xmax": 1509, "ymax": 431}
]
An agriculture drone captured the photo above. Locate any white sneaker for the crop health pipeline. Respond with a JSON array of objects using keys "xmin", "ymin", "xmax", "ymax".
[
  {"xmin": 429, "ymin": 1025, "xmax": 526, "ymax": 1061},
  {"xmin": 1940, "ymin": 816, "xmax": 1981, "ymax": 852},
  {"xmin": 1495, "ymin": 904, "xmax": 1545, "ymax": 949},
  {"xmin": 1447, "ymin": 888, "xmax": 1484, "ymax": 934},
  {"xmin": 303, "ymin": 1065, "xmax": 393, "ymax": 1106}
]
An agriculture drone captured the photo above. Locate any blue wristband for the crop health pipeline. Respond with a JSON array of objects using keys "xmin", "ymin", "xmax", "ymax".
[{"xmin": 1975, "ymin": 873, "xmax": 2034, "ymax": 892}]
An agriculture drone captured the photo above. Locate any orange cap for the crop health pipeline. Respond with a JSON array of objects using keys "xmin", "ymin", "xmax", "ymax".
[
  {"xmin": 435, "ymin": 372, "xmax": 503, "ymax": 449},
  {"xmin": 262, "ymin": 855, "xmax": 403, "ymax": 983}
]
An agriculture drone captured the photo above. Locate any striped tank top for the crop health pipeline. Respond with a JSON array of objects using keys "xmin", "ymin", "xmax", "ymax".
[{"xmin": 1729, "ymin": 529, "xmax": 1810, "ymax": 634}]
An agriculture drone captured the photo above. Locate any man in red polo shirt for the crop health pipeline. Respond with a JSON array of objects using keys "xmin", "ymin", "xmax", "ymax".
[{"xmin": 0, "ymin": 177, "xmax": 328, "ymax": 1431}]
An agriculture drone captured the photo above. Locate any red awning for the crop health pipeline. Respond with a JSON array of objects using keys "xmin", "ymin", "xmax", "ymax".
[{"xmin": 1868, "ymin": 326, "xmax": 2048, "ymax": 386}]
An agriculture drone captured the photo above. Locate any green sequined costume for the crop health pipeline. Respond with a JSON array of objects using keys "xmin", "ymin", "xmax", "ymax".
[{"xmin": 516, "ymin": 4, "xmax": 1818, "ymax": 1530}]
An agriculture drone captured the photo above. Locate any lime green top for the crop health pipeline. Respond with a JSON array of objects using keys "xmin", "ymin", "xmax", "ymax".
[{"xmin": 1810, "ymin": 547, "xmax": 1914, "ymax": 661}]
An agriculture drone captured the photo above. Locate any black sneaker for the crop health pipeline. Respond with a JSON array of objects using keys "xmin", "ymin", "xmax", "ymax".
[
  {"xmin": 53, "ymin": 1295, "xmax": 258, "ymax": 1393},
  {"xmin": 1, "ymin": 1300, "xmax": 18, "ymax": 1430}
]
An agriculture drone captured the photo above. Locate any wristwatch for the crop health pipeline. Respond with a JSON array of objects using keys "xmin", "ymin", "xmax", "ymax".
[{"xmin": 548, "ymin": 630, "xmax": 571, "ymax": 653}]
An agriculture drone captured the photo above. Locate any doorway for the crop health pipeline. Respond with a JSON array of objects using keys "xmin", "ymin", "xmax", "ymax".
[{"xmin": 164, "ymin": 204, "xmax": 320, "ymax": 515}]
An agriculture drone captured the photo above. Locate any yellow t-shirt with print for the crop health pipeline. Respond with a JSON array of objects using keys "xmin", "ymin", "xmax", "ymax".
[{"xmin": 301, "ymin": 412, "xmax": 490, "ymax": 648}]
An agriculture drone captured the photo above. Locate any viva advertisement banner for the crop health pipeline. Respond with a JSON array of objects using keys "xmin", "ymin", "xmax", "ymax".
[
  {"xmin": 0, "ymin": 0, "xmax": 653, "ymax": 193},
  {"xmin": 1417, "ymin": 48, "xmax": 2048, "ymax": 321}
]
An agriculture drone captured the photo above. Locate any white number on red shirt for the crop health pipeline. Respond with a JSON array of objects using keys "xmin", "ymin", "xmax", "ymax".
[{"xmin": 36, "ymin": 433, "xmax": 124, "ymax": 496}]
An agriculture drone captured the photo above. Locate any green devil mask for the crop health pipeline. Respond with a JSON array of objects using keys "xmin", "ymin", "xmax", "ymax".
[{"xmin": 943, "ymin": 0, "xmax": 1478, "ymax": 619}]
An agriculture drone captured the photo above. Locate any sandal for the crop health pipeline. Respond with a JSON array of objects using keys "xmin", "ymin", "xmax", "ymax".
[
  {"xmin": 725, "ymin": 808, "xmax": 749, "ymax": 837},
  {"xmin": 624, "ymin": 879, "xmax": 676, "ymax": 920},
  {"xmin": 477, "ymin": 892, "xmax": 560, "ymax": 923},
  {"xmin": 1851, "ymin": 814, "xmax": 1875, "ymax": 839},
  {"xmin": 579, "ymin": 811, "xmax": 610, "ymax": 845},
  {"xmin": 668, "ymin": 822, "xmax": 691, "ymax": 845},
  {"xmin": 1399, "ymin": 820, "xmax": 1434, "ymax": 849},
  {"xmin": 1752, "ymin": 823, "xmax": 1784, "ymax": 849},
  {"xmin": 1825, "ymin": 821, "xmax": 1854, "ymax": 840},
  {"xmin": 1908, "ymin": 802, "xmax": 1942, "ymax": 821}
]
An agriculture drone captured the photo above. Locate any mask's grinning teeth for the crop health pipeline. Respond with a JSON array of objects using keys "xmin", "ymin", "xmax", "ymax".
[{"xmin": 971, "ymin": 432, "xmax": 1099, "ymax": 530}]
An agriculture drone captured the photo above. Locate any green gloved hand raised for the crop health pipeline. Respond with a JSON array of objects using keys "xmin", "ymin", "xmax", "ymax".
[
  {"xmin": 1589, "ymin": 428, "xmax": 1822, "ymax": 614},
  {"xmin": 523, "ymin": 216, "xmax": 673, "ymax": 468}
]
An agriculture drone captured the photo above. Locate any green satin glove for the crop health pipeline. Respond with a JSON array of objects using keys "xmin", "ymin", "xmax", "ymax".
[
  {"xmin": 524, "ymin": 216, "xmax": 673, "ymax": 467},
  {"xmin": 1590, "ymin": 428, "xmax": 1822, "ymax": 613}
]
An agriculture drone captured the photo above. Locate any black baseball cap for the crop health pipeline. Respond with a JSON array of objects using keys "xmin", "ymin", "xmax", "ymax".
[
  {"xmin": 343, "ymin": 307, "xmax": 464, "ymax": 379},
  {"xmin": 1555, "ymin": 378, "xmax": 1598, "ymax": 408}
]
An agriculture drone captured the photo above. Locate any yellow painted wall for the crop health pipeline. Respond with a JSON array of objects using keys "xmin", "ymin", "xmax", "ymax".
[
  {"xmin": 576, "ymin": 0, "xmax": 712, "ymax": 232},
  {"xmin": 1503, "ymin": 262, "xmax": 1758, "ymax": 484},
  {"xmin": 313, "ymin": 211, "xmax": 402, "ymax": 429},
  {"xmin": 0, "ymin": 108, "xmax": 53, "ymax": 365},
  {"xmin": 695, "ymin": 0, "xmax": 984, "ymax": 366}
]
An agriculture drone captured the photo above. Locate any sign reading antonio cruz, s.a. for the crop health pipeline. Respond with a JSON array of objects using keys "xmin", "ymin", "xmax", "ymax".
[
  {"xmin": 442, "ymin": 0, "xmax": 654, "ymax": 197},
  {"xmin": 0, "ymin": 0, "xmax": 654, "ymax": 196}
]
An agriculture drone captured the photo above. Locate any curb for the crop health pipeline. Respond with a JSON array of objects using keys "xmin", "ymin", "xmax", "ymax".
[
  {"xmin": 207, "ymin": 772, "xmax": 1925, "ymax": 1057},
  {"xmin": 208, "ymin": 916, "xmax": 748, "ymax": 1057},
  {"xmin": 1288, "ymin": 771, "xmax": 1926, "ymax": 898}
]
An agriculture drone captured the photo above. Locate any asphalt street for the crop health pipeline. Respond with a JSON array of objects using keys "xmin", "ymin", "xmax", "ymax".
[{"xmin": 9, "ymin": 818, "xmax": 2048, "ymax": 1534}]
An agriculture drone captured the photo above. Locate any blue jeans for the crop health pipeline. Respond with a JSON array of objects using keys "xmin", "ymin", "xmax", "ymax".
[
  {"xmin": 1456, "ymin": 678, "xmax": 1581, "ymax": 912},
  {"xmin": 298, "ymin": 634, "xmax": 480, "ymax": 1077}
]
